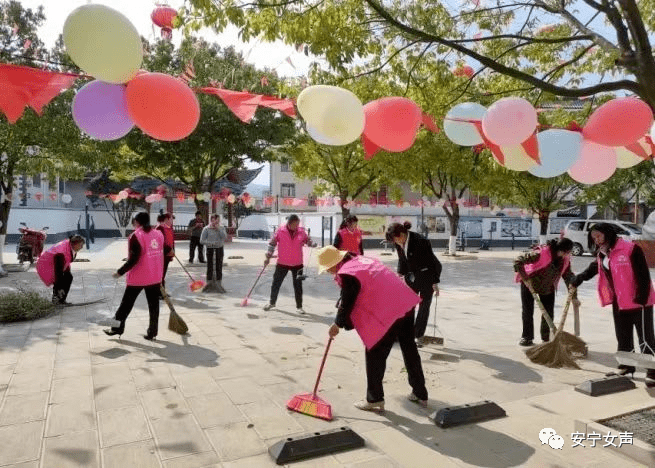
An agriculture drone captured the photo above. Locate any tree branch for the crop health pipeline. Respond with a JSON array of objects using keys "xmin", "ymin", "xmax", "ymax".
[{"xmin": 363, "ymin": 0, "xmax": 639, "ymax": 98}]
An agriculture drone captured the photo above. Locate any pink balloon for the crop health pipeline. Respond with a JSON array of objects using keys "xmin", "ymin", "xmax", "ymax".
[
  {"xmin": 582, "ymin": 97, "xmax": 653, "ymax": 147},
  {"xmin": 568, "ymin": 140, "xmax": 617, "ymax": 184},
  {"xmin": 363, "ymin": 97, "xmax": 423, "ymax": 152},
  {"xmin": 482, "ymin": 97, "xmax": 537, "ymax": 146}
]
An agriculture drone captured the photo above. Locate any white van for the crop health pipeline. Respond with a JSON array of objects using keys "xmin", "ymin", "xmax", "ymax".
[{"xmin": 562, "ymin": 219, "xmax": 643, "ymax": 255}]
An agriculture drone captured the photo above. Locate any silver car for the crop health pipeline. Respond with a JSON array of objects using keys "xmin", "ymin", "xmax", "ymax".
[{"xmin": 562, "ymin": 219, "xmax": 643, "ymax": 256}]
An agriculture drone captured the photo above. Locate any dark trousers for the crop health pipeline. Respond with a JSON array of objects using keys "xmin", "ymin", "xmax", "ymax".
[
  {"xmin": 189, "ymin": 237, "xmax": 204, "ymax": 262},
  {"xmin": 414, "ymin": 288, "xmax": 434, "ymax": 338},
  {"xmin": 269, "ymin": 264, "xmax": 303, "ymax": 308},
  {"xmin": 206, "ymin": 247, "xmax": 224, "ymax": 281},
  {"xmin": 520, "ymin": 283, "xmax": 555, "ymax": 341},
  {"xmin": 365, "ymin": 311, "xmax": 428, "ymax": 402},
  {"xmin": 53, "ymin": 269, "xmax": 73, "ymax": 303},
  {"xmin": 612, "ymin": 303, "xmax": 655, "ymax": 373},
  {"xmin": 114, "ymin": 284, "xmax": 161, "ymax": 337}
]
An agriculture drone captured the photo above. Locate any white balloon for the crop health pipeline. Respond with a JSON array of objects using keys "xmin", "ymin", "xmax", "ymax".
[
  {"xmin": 499, "ymin": 145, "xmax": 538, "ymax": 171},
  {"xmin": 61, "ymin": 194, "xmax": 72, "ymax": 204},
  {"xmin": 297, "ymin": 85, "xmax": 365, "ymax": 146},
  {"xmin": 306, "ymin": 125, "xmax": 343, "ymax": 145},
  {"xmin": 444, "ymin": 103, "xmax": 487, "ymax": 146},
  {"xmin": 615, "ymin": 147, "xmax": 645, "ymax": 168}
]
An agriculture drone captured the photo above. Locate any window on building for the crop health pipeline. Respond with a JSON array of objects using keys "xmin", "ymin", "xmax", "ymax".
[
  {"xmin": 32, "ymin": 174, "xmax": 41, "ymax": 188},
  {"xmin": 568, "ymin": 221, "xmax": 584, "ymax": 231},
  {"xmin": 281, "ymin": 183, "xmax": 295, "ymax": 197},
  {"xmin": 280, "ymin": 162, "xmax": 291, "ymax": 172},
  {"xmin": 59, "ymin": 179, "xmax": 65, "ymax": 193},
  {"xmin": 307, "ymin": 194, "xmax": 316, "ymax": 206}
]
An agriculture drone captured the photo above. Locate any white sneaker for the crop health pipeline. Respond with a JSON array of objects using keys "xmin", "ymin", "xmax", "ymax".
[
  {"xmin": 297, "ymin": 307, "xmax": 306, "ymax": 314},
  {"xmin": 263, "ymin": 304, "xmax": 274, "ymax": 311},
  {"xmin": 407, "ymin": 392, "xmax": 428, "ymax": 407},
  {"xmin": 354, "ymin": 399, "xmax": 385, "ymax": 411}
]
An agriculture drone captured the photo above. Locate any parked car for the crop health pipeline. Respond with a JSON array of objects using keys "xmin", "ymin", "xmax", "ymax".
[{"xmin": 563, "ymin": 219, "xmax": 643, "ymax": 255}]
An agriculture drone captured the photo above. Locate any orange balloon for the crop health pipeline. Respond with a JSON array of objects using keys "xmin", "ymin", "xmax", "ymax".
[{"xmin": 126, "ymin": 72, "xmax": 200, "ymax": 141}]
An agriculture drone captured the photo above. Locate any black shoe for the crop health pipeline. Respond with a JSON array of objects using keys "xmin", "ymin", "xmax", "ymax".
[
  {"xmin": 542, "ymin": 337, "xmax": 550, "ymax": 343},
  {"xmin": 199, "ymin": 260, "xmax": 206, "ymax": 263},
  {"xmin": 143, "ymin": 334, "xmax": 156, "ymax": 341},
  {"xmin": 103, "ymin": 327, "xmax": 124, "ymax": 337},
  {"xmin": 519, "ymin": 338, "xmax": 533, "ymax": 347}
]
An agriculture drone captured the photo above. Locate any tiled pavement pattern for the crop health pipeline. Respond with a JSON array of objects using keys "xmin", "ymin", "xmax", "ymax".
[{"xmin": 0, "ymin": 239, "xmax": 653, "ymax": 467}]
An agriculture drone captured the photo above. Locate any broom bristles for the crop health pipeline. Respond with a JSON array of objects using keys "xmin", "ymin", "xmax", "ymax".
[
  {"xmin": 525, "ymin": 334, "xmax": 581, "ymax": 369},
  {"xmin": 240, "ymin": 298, "xmax": 248, "ymax": 307},
  {"xmin": 168, "ymin": 310, "xmax": 189, "ymax": 335},
  {"xmin": 287, "ymin": 393, "xmax": 332, "ymax": 421}
]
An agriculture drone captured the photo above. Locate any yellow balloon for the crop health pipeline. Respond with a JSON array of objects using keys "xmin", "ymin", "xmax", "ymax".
[
  {"xmin": 63, "ymin": 5, "xmax": 142, "ymax": 84},
  {"xmin": 500, "ymin": 145, "xmax": 538, "ymax": 171},
  {"xmin": 614, "ymin": 147, "xmax": 645, "ymax": 168},
  {"xmin": 297, "ymin": 85, "xmax": 365, "ymax": 146}
]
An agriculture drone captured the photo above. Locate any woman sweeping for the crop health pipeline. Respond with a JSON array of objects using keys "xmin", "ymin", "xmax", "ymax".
[
  {"xmin": 104, "ymin": 212, "xmax": 164, "ymax": 340},
  {"xmin": 514, "ymin": 238, "xmax": 575, "ymax": 346},
  {"xmin": 36, "ymin": 235, "xmax": 86, "ymax": 305},
  {"xmin": 386, "ymin": 222, "xmax": 442, "ymax": 346},
  {"xmin": 318, "ymin": 246, "xmax": 428, "ymax": 411},
  {"xmin": 333, "ymin": 215, "xmax": 363, "ymax": 255},
  {"xmin": 571, "ymin": 223, "xmax": 655, "ymax": 384}
]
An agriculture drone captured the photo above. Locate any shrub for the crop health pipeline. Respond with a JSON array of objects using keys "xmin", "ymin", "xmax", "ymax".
[{"xmin": 0, "ymin": 290, "xmax": 56, "ymax": 323}]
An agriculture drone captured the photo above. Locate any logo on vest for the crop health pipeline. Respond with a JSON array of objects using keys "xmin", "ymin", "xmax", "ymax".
[{"xmin": 150, "ymin": 239, "xmax": 160, "ymax": 249}]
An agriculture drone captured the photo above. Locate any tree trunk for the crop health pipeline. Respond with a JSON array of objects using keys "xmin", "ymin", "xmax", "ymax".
[
  {"xmin": 340, "ymin": 191, "xmax": 350, "ymax": 218},
  {"xmin": 444, "ymin": 198, "xmax": 460, "ymax": 255},
  {"xmin": 118, "ymin": 226, "xmax": 127, "ymax": 238},
  {"xmin": 538, "ymin": 211, "xmax": 550, "ymax": 245},
  {"xmin": 0, "ymin": 192, "xmax": 12, "ymax": 276}
]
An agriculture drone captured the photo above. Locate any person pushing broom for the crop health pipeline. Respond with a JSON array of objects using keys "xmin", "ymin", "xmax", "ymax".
[{"xmin": 317, "ymin": 245, "xmax": 428, "ymax": 411}]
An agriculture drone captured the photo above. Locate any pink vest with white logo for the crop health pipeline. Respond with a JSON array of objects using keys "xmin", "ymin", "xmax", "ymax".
[
  {"xmin": 597, "ymin": 238, "xmax": 655, "ymax": 310},
  {"xmin": 338, "ymin": 227, "xmax": 362, "ymax": 255},
  {"xmin": 336, "ymin": 256, "xmax": 421, "ymax": 350},
  {"xmin": 125, "ymin": 228, "xmax": 164, "ymax": 287},
  {"xmin": 514, "ymin": 245, "xmax": 570, "ymax": 289},
  {"xmin": 275, "ymin": 225, "xmax": 308, "ymax": 267},
  {"xmin": 36, "ymin": 240, "xmax": 73, "ymax": 286}
]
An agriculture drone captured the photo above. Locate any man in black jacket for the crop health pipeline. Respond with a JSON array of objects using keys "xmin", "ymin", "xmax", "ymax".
[{"xmin": 386, "ymin": 222, "xmax": 442, "ymax": 345}]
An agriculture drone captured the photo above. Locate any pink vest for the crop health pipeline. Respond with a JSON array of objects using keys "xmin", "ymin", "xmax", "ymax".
[
  {"xmin": 125, "ymin": 228, "xmax": 164, "ymax": 287},
  {"xmin": 597, "ymin": 238, "xmax": 655, "ymax": 310},
  {"xmin": 274, "ymin": 225, "xmax": 308, "ymax": 267},
  {"xmin": 338, "ymin": 227, "xmax": 362, "ymax": 255},
  {"xmin": 36, "ymin": 240, "xmax": 73, "ymax": 286},
  {"xmin": 514, "ymin": 245, "xmax": 570, "ymax": 289},
  {"xmin": 336, "ymin": 256, "xmax": 421, "ymax": 350}
]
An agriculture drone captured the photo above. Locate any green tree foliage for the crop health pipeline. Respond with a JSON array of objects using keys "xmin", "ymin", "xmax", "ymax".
[
  {"xmin": 124, "ymin": 38, "xmax": 296, "ymax": 219},
  {"xmin": 181, "ymin": 0, "xmax": 655, "ymax": 107}
]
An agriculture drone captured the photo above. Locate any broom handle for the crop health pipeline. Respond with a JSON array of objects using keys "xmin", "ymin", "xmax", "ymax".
[
  {"xmin": 312, "ymin": 338, "xmax": 333, "ymax": 397},
  {"xmin": 518, "ymin": 270, "xmax": 557, "ymax": 333},
  {"xmin": 554, "ymin": 287, "xmax": 576, "ymax": 337},
  {"xmin": 246, "ymin": 264, "xmax": 267, "ymax": 299},
  {"xmin": 174, "ymin": 254, "xmax": 196, "ymax": 282}
]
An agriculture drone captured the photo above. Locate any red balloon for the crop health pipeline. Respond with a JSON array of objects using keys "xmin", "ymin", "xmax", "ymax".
[
  {"xmin": 363, "ymin": 97, "xmax": 423, "ymax": 152},
  {"xmin": 582, "ymin": 97, "xmax": 654, "ymax": 147},
  {"xmin": 126, "ymin": 72, "xmax": 200, "ymax": 141}
]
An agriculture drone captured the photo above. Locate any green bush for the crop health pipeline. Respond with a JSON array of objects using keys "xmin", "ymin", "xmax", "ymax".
[{"xmin": 0, "ymin": 290, "xmax": 56, "ymax": 323}]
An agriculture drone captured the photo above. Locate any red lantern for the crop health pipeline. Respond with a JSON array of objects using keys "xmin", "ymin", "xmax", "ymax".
[
  {"xmin": 34, "ymin": 192, "xmax": 43, "ymax": 202},
  {"xmin": 151, "ymin": 5, "xmax": 177, "ymax": 40},
  {"xmin": 453, "ymin": 65, "xmax": 474, "ymax": 79}
]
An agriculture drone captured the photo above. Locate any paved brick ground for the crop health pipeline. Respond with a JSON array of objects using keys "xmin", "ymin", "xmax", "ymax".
[{"xmin": 0, "ymin": 239, "xmax": 652, "ymax": 467}]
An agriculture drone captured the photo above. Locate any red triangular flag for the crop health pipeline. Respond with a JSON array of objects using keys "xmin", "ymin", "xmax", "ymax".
[
  {"xmin": 520, "ymin": 132, "xmax": 540, "ymax": 164},
  {"xmin": 361, "ymin": 133, "xmax": 381, "ymax": 159},
  {"xmin": 472, "ymin": 121, "xmax": 504, "ymax": 165}
]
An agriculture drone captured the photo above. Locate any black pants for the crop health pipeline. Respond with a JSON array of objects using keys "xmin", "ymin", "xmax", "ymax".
[
  {"xmin": 365, "ymin": 311, "xmax": 428, "ymax": 402},
  {"xmin": 520, "ymin": 283, "xmax": 555, "ymax": 341},
  {"xmin": 206, "ymin": 247, "xmax": 224, "ymax": 281},
  {"xmin": 269, "ymin": 264, "xmax": 303, "ymax": 308},
  {"xmin": 53, "ymin": 269, "xmax": 73, "ymax": 303},
  {"xmin": 613, "ymin": 303, "xmax": 655, "ymax": 373},
  {"xmin": 414, "ymin": 288, "xmax": 434, "ymax": 338},
  {"xmin": 114, "ymin": 284, "xmax": 161, "ymax": 337},
  {"xmin": 189, "ymin": 237, "xmax": 204, "ymax": 262}
]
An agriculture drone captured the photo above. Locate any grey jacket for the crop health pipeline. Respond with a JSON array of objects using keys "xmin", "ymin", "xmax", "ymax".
[{"xmin": 199, "ymin": 225, "xmax": 227, "ymax": 248}]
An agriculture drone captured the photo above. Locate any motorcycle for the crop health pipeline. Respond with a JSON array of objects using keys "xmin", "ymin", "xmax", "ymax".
[{"xmin": 17, "ymin": 222, "xmax": 48, "ymax": 265}]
